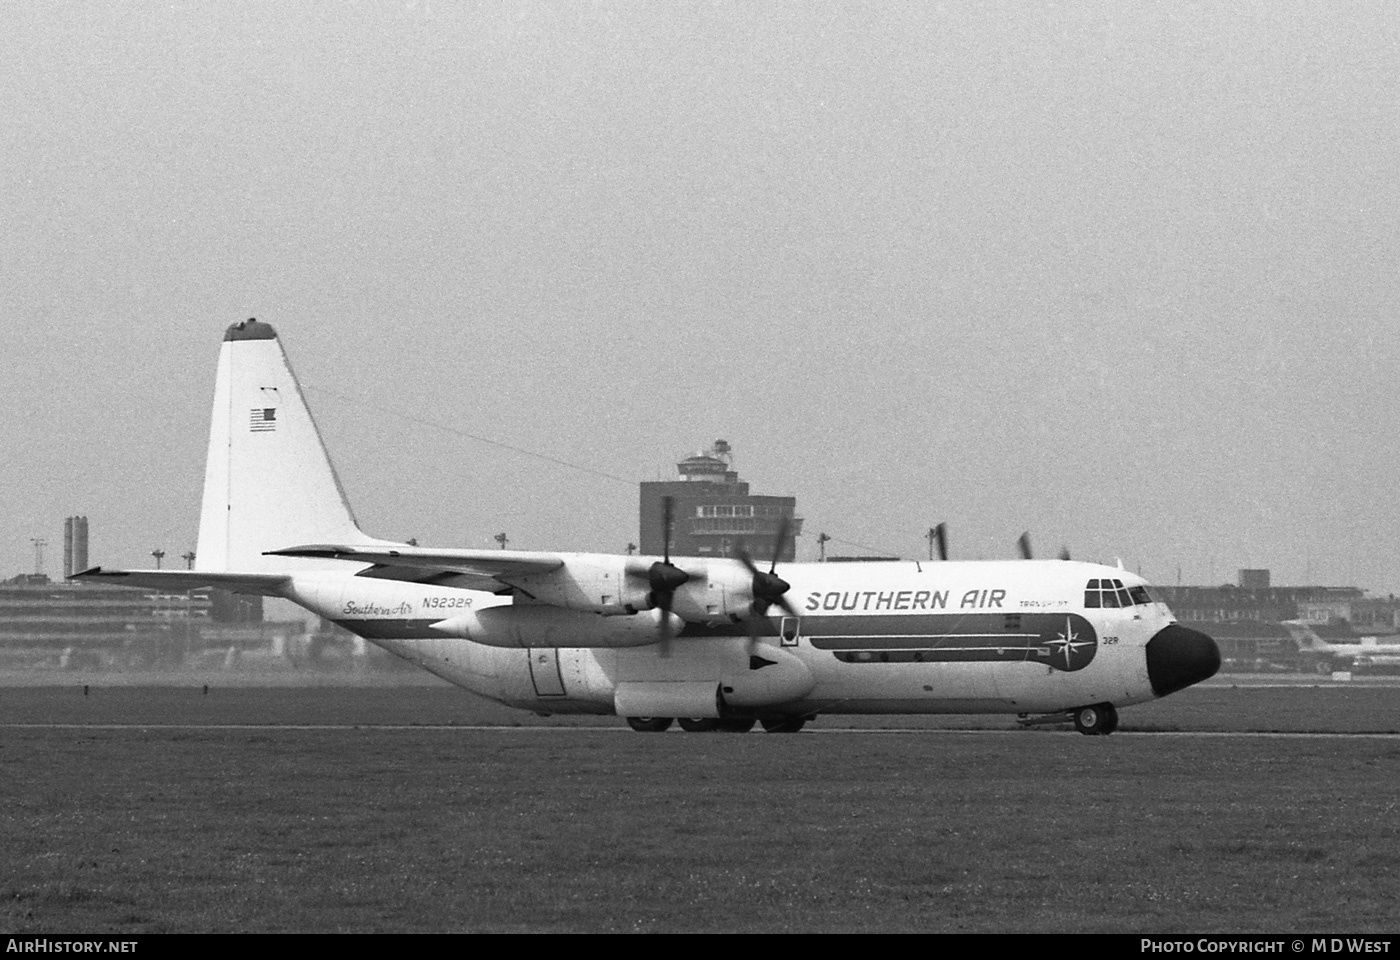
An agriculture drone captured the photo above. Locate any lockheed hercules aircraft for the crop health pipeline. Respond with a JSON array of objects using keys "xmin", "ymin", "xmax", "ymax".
[{"xmin": 78, "ymin": 319, "xmax": 1219, "ymax": 734}]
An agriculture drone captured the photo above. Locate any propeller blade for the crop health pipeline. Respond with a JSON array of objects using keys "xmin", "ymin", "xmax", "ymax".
[
  {"xmin": 736, "ymin": 545, "xmax": 758, "ymax": 578},
  {"xmin": 661, "ymin": 495, "xmax": 675, "ymax": 565},
  {"xmin": 745, "ymin": 609, "xmax": 761, "ymax": 658},
  {"xmin": 1058, "ymin": 546, "xmax": 1072, "ymax": 561},
  {"xmin": 932, "ymin": 523, "xmax": 948, "ymax": 561},
  {"xmin": 773, "ymin": 592, "xmax": 800, "ymax": 620},
  {"xmin": 741, "ymin": 596, "xmax": 793, "ymax": 658},
  {"xmin": 1017, "ymin": 532, "xmax": 1033, "ymax": 560},
  {"xmin": 654, "ymin": 590, "xmax": 675, "ymax": 658},
  {"xmin": 768, "ymin": 513, "xmax": 791, "ymax": 574}
]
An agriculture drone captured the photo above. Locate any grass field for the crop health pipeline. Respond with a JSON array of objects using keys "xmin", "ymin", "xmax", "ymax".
[{"xmin": 2, "ymin": 684, "xmax": 1398, "ymax": 933}]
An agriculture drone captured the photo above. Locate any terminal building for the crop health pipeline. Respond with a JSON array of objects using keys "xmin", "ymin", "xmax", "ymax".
[
  {"xmin": 0, "ymin": 573, "xmax": 214, "ymax": 669},
  {"xmin": 639, "ymin": 440, "xmax": 802, "ymax": 562},
  {"xmin": 1155, "ymin": 569, "xmax": 1398, "ymax": 671},
  {"xmin": 0, "ymin": 516, "xmax": 300, "ymax": 671}
]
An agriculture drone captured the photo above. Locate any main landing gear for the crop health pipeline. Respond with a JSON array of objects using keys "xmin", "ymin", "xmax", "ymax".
[
  {"xmin": 625, "ymin": 717, "xmax": 673, "ymax": 733},
  {"xmin": 677, "ymin": 717, "xmax": 721, "ymax": 732},
  {"xmin": 625, "ymin": 716, "xmax": 808, "ymax": 733},
  {"xmin": 760, "ymin": 716, "xmax": 807, "ymax": 734}
]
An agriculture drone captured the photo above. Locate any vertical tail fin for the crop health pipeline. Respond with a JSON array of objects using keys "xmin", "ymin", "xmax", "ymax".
[{"xmin": 196, "ymin": 319, "xmax": 397, "ymax": 573}]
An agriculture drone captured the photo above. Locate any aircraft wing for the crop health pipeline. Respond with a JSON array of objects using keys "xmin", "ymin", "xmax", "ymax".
[
  {"xmin": 72, "ymin": 567, "xmax": 291, "ymax": 597},
  {"xmin": 267, "ymin": 544, "xmax": 565, "ymax": 593}
]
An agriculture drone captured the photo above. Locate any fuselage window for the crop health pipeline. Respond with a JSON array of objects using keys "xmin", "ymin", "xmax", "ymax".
[
  {"xmin": 1087, "ymin": 579, "xmax": 1154, "ymax": 609},
  {"xmin": 1084, "ymin": 579, "xmax": 1102, "ymax": 608}
]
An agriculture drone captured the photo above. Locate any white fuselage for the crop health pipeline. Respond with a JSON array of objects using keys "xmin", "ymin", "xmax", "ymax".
[{"xmin": 280, "ymin": 558, "xmax": 1177, "ymax": 718}]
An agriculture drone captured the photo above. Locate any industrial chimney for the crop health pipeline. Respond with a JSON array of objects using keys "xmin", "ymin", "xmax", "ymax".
[{"xmin": 64, "ymin": 516, "xmax": 89, "ymax": 577}]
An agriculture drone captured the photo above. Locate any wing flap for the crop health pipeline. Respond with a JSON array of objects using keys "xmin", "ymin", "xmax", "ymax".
[{"xmin": 353, "ymin": 564, "xmax": 505, "ymax": 593}]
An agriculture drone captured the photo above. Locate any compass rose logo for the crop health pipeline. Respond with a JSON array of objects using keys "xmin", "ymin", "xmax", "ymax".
[{"xmin": 1039, "ymin": 616, "xmax": 1097, "ymax": 671}]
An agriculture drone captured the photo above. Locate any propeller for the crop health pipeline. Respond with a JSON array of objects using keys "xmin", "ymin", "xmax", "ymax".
[
  {"xmin": 645, "ymin": 496, "xmax": 692, "ymax": 656},
  {"xmin": 735, "ymin": 513, "xmax": 799, "ymax": 659},
  {"xmin": 737, "ymin": 514, "xmax": 797, "ymax": 618},
  {"xmin": 1017, "ymin": 531, "xmax": 1071, "ymax": 561},
  {"xmin": 928, "ymin": 523, "xmax": 948, "ymax": 561}
]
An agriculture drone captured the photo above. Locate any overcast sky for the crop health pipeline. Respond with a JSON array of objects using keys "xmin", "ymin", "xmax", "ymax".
[{"xmin": 3, "ymin": 1, "xmax": 1396, "ymax": 595}]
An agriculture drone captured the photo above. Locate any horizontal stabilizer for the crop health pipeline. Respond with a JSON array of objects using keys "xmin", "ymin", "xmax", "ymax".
[{"xmin": 71, "ymin": 567, "xmax": 290, "ymax": 598}]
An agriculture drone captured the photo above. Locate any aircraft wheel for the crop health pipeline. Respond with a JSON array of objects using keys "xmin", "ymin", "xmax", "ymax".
[
  {"xmin": 626, "ymin": 717, "xmax": 673, "ymax": 733},
  {"xmin": 678, "ymin": 717, "xmax": 722, "ymax": 733},
  {"xmin": 1073, "ymin": 703, "xmax": 1118, "ymax": 736},
  {"xmin": 761, "ymin": 717, "xmax": 807, "ymax": 733},
  {"xmin": 718, "ymin": 718, "xmax": 756, "ymax": 733},
  {"xmin": 1101, "ymin": 705, "xmax": 1119, "ymax": 734}
]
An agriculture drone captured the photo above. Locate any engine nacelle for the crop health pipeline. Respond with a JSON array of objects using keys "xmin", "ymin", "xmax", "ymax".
[
  {"xmin": 668, "ymin": 560, "xmax": 757, "ymax": 623},
  {"xmin": 719, "ymin": 647, "xmax": 815, "ymax": 708},
  {"xmin": 429, "ymin": 604, "xmax": 677, "ymax": 648},
  {"xmin": 503, "ymin": 555, "xmax": 654, "ymax": 616},
  {"xmin": 500, "ymin": 554, "xmax": 766, "ymax": 625}
]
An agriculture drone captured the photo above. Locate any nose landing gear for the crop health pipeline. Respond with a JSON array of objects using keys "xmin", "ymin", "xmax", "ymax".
[
  {"xmin": 1072, "ymin": 703, "xmax": 1119, "ymax": 736},
  {"xmin": 1016, "ymin": 702, "xmax": 1120, "ymax": 735}
]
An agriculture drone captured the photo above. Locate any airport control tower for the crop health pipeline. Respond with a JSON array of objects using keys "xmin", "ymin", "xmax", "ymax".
[{"xmin": 639, "ymin": 440, "xmax": 802, "ymax": 562}]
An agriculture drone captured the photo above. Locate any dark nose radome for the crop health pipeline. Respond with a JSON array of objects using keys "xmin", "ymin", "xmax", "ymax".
[{"xmin": 1146, "ymin": 624, "xmax": 1221, "ymax": 697}]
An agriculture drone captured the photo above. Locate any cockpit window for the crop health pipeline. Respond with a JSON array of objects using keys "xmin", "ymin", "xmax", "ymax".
[{"xmin": 1085, "ymin": 579, "xmax": 1154, "ymax": 608}]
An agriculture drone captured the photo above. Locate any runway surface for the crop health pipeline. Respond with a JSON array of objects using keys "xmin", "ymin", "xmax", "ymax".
[
  {"xmin": 5, "ymin": 722, "xmax": 1400, "ymax": 738},
  {"xmin": 5, "ymin": 684, "xmax": 1398, "ymax": 933}
]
